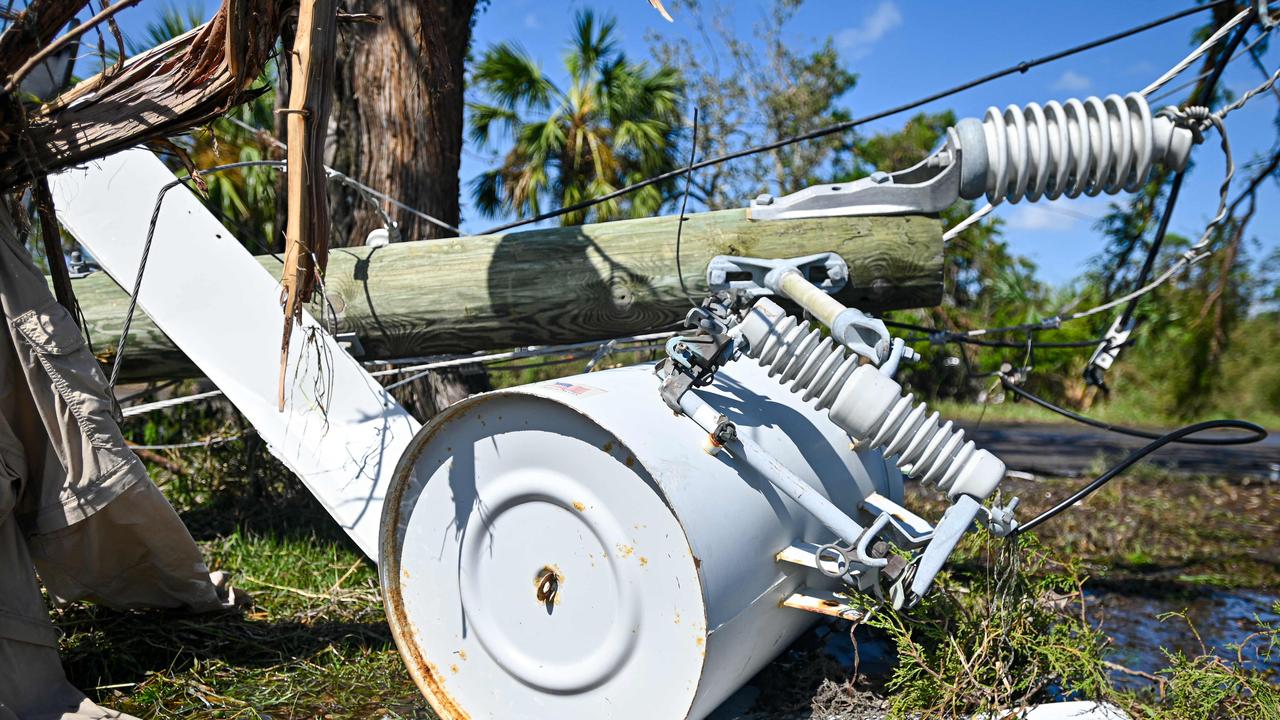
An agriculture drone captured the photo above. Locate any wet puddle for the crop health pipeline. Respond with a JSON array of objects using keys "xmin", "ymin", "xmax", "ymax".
[
  {"xmin": 1093, "ymin": 588, "xmax": 1280, "ymax": 689},
  {"xmin": 715, "ymin": 588, "xmax": 1279, "ymax": 718}
]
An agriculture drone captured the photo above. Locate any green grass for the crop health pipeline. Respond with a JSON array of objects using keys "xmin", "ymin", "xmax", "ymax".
[
  {"xmin": 933, "ymin": 396, "xmax": 1280, "ymax": 431},
  {"xmin": 56, "ymin": 457, "xmax": 435, "ymax": 719},
  {"xmin": 71, "ymin": 374, "xmax": 1278, "ymax": 719}
]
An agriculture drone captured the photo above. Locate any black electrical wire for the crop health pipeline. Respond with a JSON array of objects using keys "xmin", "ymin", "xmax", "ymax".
[
  {"xmin": 675, "ymin": 107, "xmax": 700, "ymax": 308},
  {"xmin": 106, "ymin": 160, "xmax": 286, "ymax": 395},
  {"xmin": 907, "ymin": 335, "xmax": 1108, "ymax": 349},
  {"xmin": 883, "ymin": 319, "xmax": 1102, "ymax": 348},
  {"xmin": 1012, "ymin": 417, "xmax": 1267, "ymax": 535},
  {"xmin": 1000, "ymin": 376, "xmax": 1267, "ymax": 446},
  {"xmin": 480, "ymin": 0, "xmax": 1234, "ymax": 235}
]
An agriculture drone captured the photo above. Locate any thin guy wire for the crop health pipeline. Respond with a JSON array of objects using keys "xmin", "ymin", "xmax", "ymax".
[{"xmin": 223, "ymin": 116, "xmax": 460, "ymax": 233}]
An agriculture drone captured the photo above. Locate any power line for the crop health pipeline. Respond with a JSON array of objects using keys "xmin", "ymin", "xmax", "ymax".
[
  {"xmin": 479, "ymin": 0, "xmax": 1235, "ymax": 235},
  {"xmin": 1117, "ymin": 14, "xmax": 1254, "ymax": 335},
  {"xmin": 117, "ymin": 332, "xmax": 675, "ymax": 417},
  {"xmin": 674, "ymin": 107, "xmax": 700, "ymax": 307},
  {"xmin": 1000, "ymin": 378, "xmax": 1264, "ymax": 447},
  {"xmin": 1011, "ymin": 418, "xmax": 1266, "ymax": 535},
  {"xmin": 1146, "ymin": 27, "xmax": 1275, "ymax": 105}
]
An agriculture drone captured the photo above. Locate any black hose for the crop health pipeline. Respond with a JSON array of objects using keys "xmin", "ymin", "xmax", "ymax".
[
  {"xmin": 1012, "ymin": 418, "xmax": 1267, "ymax": 535},
  {"xmin": 1000, "ymin": 377, "xmax": 1266, "ymax": 446}
]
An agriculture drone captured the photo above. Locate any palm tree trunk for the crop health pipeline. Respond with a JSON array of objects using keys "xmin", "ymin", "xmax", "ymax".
[
  {"xmin": 329, "ymin": 0, "xmax": 484, "ymax": 418},
  {"xmin": 330, "ymin": 0, "xmax": 475, "ymax": 246}
]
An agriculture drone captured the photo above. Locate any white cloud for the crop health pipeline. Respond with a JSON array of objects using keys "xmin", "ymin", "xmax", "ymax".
[
  {"xmin": 524, "ymin": 13, "xmax": 541, "ymax": 29},
  {"xmin": 1128, "ymin": 60, "xmax": 1156, "ymax": 76},
  {"xmin": 1052, "ymin": 70, "xmax": 1092, "ymax": 92},
  {"xmin": 836, "ymin": 2, "xmax": 903, "ymax": 58},
  {"xmin": 1004, "ymin": 197, "xmax": 1107, "ymax": 232},
  {"xmin": 1006, "ymin": 205, "xmax": 1077, "ymax": 231}
]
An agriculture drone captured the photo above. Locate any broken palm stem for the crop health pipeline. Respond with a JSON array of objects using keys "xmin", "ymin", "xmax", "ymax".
[
  {"xmin": 32, "ymin": 176, "xmax": 77, "ymax": 314},
  {"xmin": 0, "ymin": 0, "xmax": 293, "ymax": 188},
  {"xmin": 279, "ymin": 0, "xmax": 337, "ymax": 411}
]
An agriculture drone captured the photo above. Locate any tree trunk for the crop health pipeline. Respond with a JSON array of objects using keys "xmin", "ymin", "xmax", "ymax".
[
  {"xmin": 330, "ymin": 0, "xmax": 475, "ymax": 246},
  {"xmin": 329, "ymin": 0, "xmax": 479, "ymax": 418}
]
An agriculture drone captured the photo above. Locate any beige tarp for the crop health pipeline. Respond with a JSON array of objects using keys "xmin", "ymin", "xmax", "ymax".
[{"xmin": 0, "ymin": 205, "xmax": 226, "ymax": 719}]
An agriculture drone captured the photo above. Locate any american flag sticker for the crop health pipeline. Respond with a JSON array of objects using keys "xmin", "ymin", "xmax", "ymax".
[{"xmin": 546, "ymin": 381, "xmax": 604, "ymax": 398}]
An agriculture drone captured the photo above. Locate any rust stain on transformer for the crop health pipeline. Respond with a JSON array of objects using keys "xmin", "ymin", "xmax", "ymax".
[{"xmin": 385, "ymin": 601, "xmax": 471, "ymax": 720}]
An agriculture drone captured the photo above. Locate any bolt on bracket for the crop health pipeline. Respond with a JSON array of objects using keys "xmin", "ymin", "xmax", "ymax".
[{"xmin": 706, "ymin": 252, "xmax": 848, "ymax": 298}]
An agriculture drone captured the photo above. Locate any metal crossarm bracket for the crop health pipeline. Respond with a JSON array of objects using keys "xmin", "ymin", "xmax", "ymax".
[
  {"xmin": 706, "ymin": 252, "xmax": 848, "ymax": 298},
  {"xmin": 748, "ymin": 127, "xmax": 968, "ymax": 220},
  {"xmin": 747, "ymin": 91, "xmax": 1198, "ymax": 221}
]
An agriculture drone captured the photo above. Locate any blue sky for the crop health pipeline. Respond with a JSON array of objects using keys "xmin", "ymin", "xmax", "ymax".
[{"xmin": 104, "ymin": 1, "xmax": 1280, "ymax": 287}]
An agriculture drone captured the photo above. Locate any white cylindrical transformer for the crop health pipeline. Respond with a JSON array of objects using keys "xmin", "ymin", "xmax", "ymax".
[{"xmin": 380, "ymin": 358, "xmax": 901, "ymax": 720}]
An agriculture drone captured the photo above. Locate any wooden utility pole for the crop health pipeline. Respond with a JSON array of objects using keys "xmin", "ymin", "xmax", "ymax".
[{"xmin": 64, "ymin": 210, "xmax": 941, "ymax": 381}]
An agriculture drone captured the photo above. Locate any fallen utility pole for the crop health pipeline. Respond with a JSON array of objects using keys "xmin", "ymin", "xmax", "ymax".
[{"xmin": 65, "ymin": 209, "xmax": 942, "ymax": 381}]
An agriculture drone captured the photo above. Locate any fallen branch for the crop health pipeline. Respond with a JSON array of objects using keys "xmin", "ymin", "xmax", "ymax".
[
  {"xmin": 0, "ymin": 0, "xmax": 293, "ymax": 187},
  {"xmin": 1102, "ymin": 660, "xmax": 1167, "ymax": 699},
  {"xmin": 131, "ymin": 447, "xmax": 186, "ymax": 475},
  {"xmin": 4, "ymin": 0, "xmax": 142, "ymax": 94},
  {"xmin": 0, "ymin": 0, "xmax": 89, "ymax": 80}
]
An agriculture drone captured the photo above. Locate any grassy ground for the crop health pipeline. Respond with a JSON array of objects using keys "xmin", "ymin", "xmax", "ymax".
[
  {"xmin": 933, "ymin": 396, "xmax": 1280, "ymax": 433},
  {"xmin": 55, "ymin": 441, "xmax": 1280, "ymax": 718},
  {"xmin": 906, "ymin": 465, "xmax": 1280, "ymax": 592},
  {"xmin": 63, "ymin": 369, "xmax": 1278, "ymax": 719},
  {"xmin": 56, "ymin": 454, "xmax": 432, "ymax": 719}
]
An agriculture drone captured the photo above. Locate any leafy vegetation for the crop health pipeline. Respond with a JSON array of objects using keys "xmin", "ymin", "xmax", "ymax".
[
  {"xmin": 853, "ymin": 534, "xmax": 1111, "ymax": 718},
  {"xmin": 72, "ymin": 406, "xmax": 1280, "ymax": 718},
  {"xmin": 467, "ymin": 9, "xmax": 682, "ymax": 225},
  {"xmin": 41, "ymin": 1, "xmax": 1280, "ymax": 717},
  {"xmin": 1135, "ymin": 612, "xmax": 1280, "ymax": 720},
  {"xmin": 649, "ymin": 0, "xmax": 858, "ymax": 208},
  {"xmin": 127, "ymin": 3, "xmax": 284, "ymax": 254}
]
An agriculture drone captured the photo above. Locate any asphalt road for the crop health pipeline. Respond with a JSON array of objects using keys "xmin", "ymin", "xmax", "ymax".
[{"xmin": 960, "ymin": 421, "xmax": 1279, "ymax": 479}]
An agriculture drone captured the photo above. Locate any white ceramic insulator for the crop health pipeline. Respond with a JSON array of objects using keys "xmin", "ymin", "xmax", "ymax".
[
  {"xmin": 968, "ymin": 92, "xmax": 1193, "ymax": 205},
  {"xmin": 740, "ymin": 299, "xmax": 1005, "ymax": 500},
  {"xmin": 739, "ymin": 299, "xmax": 862, "ymax": 411},
  {"xmin": 826, "ymin": 365, "xmax": 1004, "ymax": 500}
]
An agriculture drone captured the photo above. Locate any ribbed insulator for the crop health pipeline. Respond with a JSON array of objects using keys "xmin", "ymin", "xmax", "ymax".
[
  {"xmin": 966, "ymin": 92, "xmax": 1189, "ymax": 205},
  {"xmin": 855, "ymin": 387, "xmax": 977, "ymax": 496},
  {"xmin": 740, "ymin": 298, "xmax": 1005, "ymax": 500},
  {"xmin": 745, "ymin": 311, "xmax": 861, "ymax": 412}
]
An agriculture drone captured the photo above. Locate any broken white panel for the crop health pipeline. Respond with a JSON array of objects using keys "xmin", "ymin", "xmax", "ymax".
[{"xmin": 50, "ymin": 149, "xmax": 420, "ymax": 561}]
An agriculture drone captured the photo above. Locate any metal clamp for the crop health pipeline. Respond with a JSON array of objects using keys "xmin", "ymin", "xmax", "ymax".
[
  {"xmin": 748, "ymin": 128, "xmax": 965, "ymax": 220},
  {"xmin": 706, "ymin": 252, "xmax": 848, "ymax": 298},
  {"xmin": 1084, "ymin": 316, "xmax": 1133, "ymax": 388}
]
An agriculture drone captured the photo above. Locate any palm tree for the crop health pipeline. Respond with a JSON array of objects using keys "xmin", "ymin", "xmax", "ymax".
[{"xmin": 467, "ymin": 10, "xmax": 682, "ymax": 226}]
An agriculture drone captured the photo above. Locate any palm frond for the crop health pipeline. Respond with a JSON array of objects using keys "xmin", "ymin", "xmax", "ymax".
[{"xmin": 473, "ymin": 42, "xmax": 557, "ymax": 111}]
